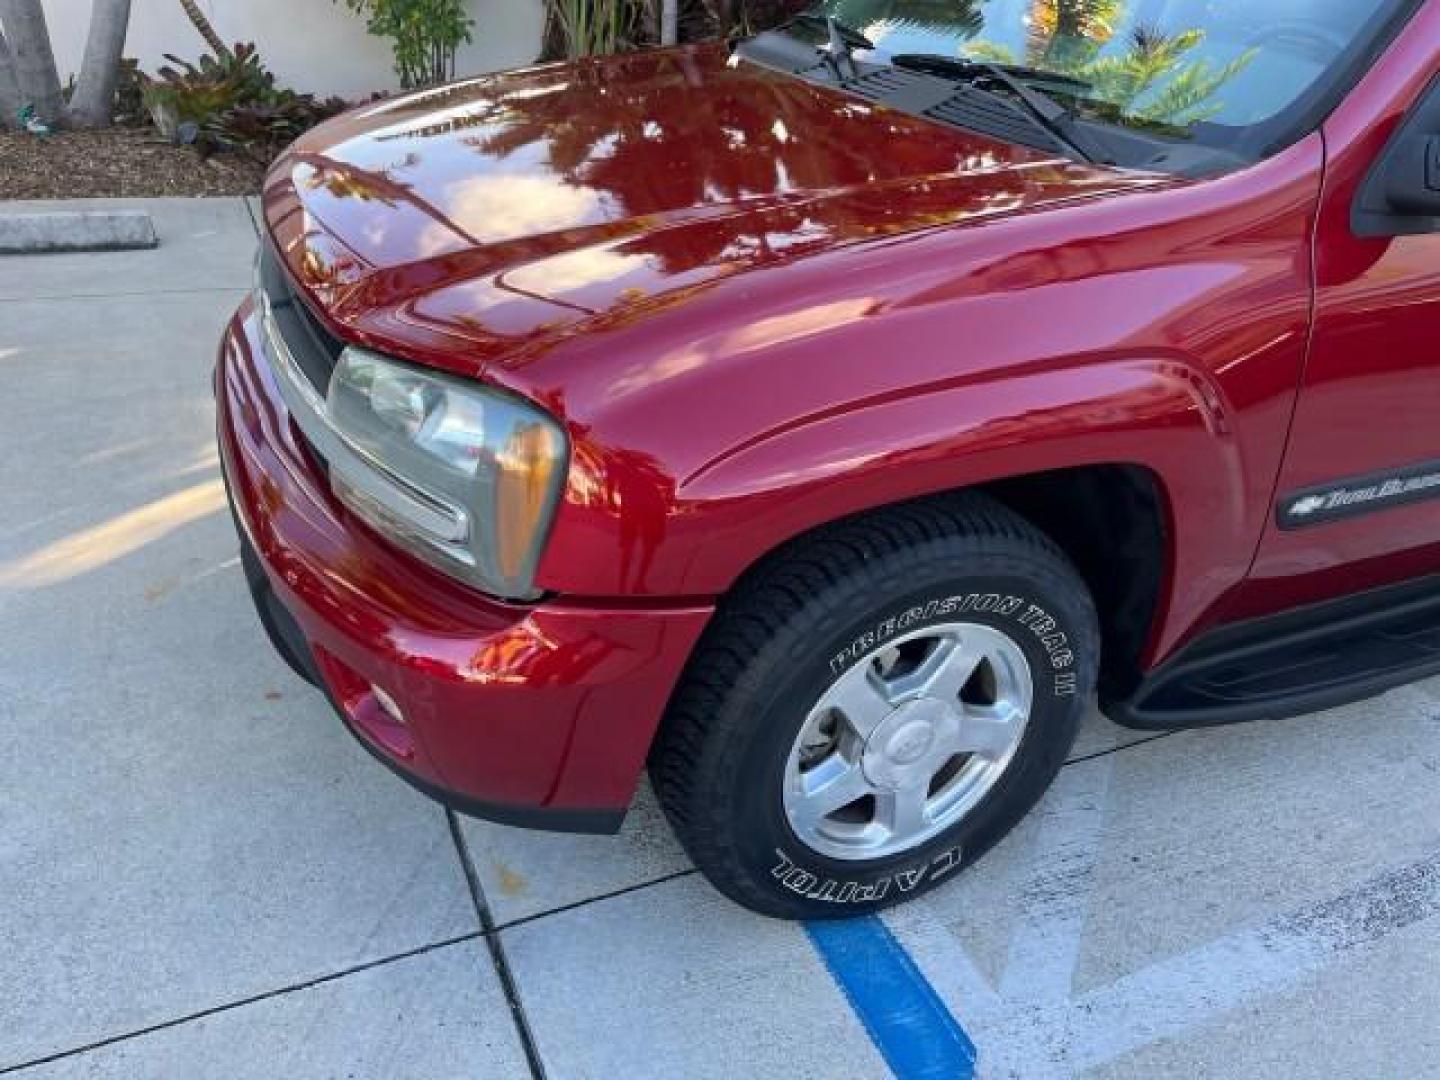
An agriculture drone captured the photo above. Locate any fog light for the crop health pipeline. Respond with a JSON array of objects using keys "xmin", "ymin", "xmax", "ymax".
[{"xmin": 371, "ymin": 684, "xmax": 405, "ymax": 726}]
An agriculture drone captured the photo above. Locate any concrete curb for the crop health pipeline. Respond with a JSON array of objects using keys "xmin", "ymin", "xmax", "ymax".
[{"xmin": 0, "ymin": 210, "xmax": 158, "ymax": 254}]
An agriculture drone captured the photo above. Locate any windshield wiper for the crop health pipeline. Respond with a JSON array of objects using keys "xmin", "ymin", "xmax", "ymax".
[
  {"xmin": 892, "ymin": 54, "xmax": 1091, "ymax": 92},
  {"xmin": 890, "ymin": 54, "xmax": 1114, "ymax": 165},
  {"xmin": 780, "ymin": 14, "xmax": 877, "ymax": 78},
  {"xmin": 782, "ymin": 13, "xmax": 876, "ymax": 53}
]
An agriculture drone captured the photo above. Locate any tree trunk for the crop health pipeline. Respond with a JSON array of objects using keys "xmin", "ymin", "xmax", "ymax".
[
  {"xmin": 660, "ymin": 0, "xmax": 679, "ymax": 45},
  {"xmin": 0, "ymin": 0, "xmax": 64, "ymax": 124},
  {"xmin": 67, "ymin": 0, "xmax": 131, "ymax": 128},
  {"xmin": 0, "ymin": 27, "xmax": 22, "ymax": 127},
  {"xmin": 177, "ymin": 0, "xmax": 226, "ymax": 56},
  {"xmin": 709, "ymin": 0, "xmax": 737, "ymax": 37},
  {"xmin": 1055, "ymin": 1, "xmax": 1082, "ymax": 41}
]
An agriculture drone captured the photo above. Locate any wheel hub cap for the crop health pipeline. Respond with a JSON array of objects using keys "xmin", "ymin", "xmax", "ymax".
[
  {"xmin": 782, "ymin": 621, "xmax": 1034, "ymax": 862},
  {"xmin": 861, "ymin": 699, "xmax": 955, "ymax": 790}
]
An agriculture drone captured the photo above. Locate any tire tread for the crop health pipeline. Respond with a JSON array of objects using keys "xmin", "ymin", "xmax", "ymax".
[{"xmin": 650, "ymin": 492, "xmax": 1094, "ymax": 916}]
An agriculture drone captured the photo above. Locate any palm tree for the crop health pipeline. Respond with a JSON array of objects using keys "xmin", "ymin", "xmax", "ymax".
[
  {"xmin": 969, "ymin": 0, "xmax": 1253, "ymax": 127},
  {"xmin": 0, "ymin": 0, "xmax": 64, "ymax": 123},
  {"xmin": 1025, "ymin": 0, "xmax": 1121, "ymax": 65},
  {"xmin": 69, "ymin": 0, "xmax": 133, "ymax": 126},
  {"xmin": 1081, "ymin": 23, "xmax": 1253, "ymax": 125},
  {"xmin": 827, "ymin": 0, "xmax": 987, "ymax": 40},
  {"xmin": 1050, "ymin": 0, "xmax": 1122, "ymax": 42},
  {"xmin": 177, "ymin": 0, "xmax": 228, "ymax": 56},
  {"xmin": 0, "ymin": 28, "xmax": 22, "ymax": 121},
  {"xmin": 0, "ymin": 0, "xmax": 132, "ymax": 128}
]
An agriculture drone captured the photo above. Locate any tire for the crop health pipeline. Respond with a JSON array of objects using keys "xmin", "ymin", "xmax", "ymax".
[{"xmin": 649, "ymin": 492, "xmax": 1100, "ymax": 919}]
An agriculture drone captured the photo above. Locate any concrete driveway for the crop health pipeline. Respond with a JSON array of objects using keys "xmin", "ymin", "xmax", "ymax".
[{"xmin": 3, "ymin": 198, "xmax": 1440, "ymax": 1079}]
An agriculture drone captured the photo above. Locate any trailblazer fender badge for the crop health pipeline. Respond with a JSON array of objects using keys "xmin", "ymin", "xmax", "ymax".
[{"xmin": 1279, "ymin": 461, "xmax": 1440, "ymax": 530}]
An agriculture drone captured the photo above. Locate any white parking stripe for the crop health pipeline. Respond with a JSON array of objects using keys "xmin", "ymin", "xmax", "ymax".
[
  {"xmin": 885, "ymin": 700, "xmax": 1440, "ymax": 1078},
  {"xmin": 1068, "ymin": 849, "xmax": 1440, "ymax": 1071},
  {"xmin": 998, "ymin": 757, "xmax": 1114, "ymax": 1007}
]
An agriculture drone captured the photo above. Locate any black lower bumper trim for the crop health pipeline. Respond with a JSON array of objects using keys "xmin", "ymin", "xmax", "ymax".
[
  {"xmin": 339, "ymin": 721, "xmax": 626, "ymax": 835},
  {"xmin": 238, "ymin": 532, "xmax": 323, "ymax": 688}
]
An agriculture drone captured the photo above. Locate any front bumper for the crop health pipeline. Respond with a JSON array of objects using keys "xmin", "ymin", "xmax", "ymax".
[{"xmin": 217, "ymin": 300, "xmax": 713, "ymax": 832}]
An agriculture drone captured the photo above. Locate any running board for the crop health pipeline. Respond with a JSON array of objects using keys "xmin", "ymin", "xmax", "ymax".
[{"xmin": 1105, "ymin": 575, "xmax": 1440, "ymax": 730}]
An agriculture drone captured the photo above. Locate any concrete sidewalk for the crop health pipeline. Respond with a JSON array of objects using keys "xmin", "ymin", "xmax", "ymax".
[{"xmin": 3, "ymin": 198, "xmax": 1439, "ymax": 1079}]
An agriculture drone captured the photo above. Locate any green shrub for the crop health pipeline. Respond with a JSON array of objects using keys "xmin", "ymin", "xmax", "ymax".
[{"xmin": 337, "ymin": 0, "xmax": 475, "ymax": 88}]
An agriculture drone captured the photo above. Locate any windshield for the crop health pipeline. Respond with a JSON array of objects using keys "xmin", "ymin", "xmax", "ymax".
[{"xmin": 803, "ymin": 0, "xmax": 1416, "ymax": 156}]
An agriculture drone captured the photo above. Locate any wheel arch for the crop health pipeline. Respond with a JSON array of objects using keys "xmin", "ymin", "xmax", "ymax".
[
  {"xmin": 695, "ymin": 465, "xmax": 1172, "ymax": 706},
  {"xmin": 978, "ymin": 465, "xmax": 1169, "ymax": 700},
  {"xmin": 674, "ymin": 358, "xmax": 1246, "ymax": 668}
]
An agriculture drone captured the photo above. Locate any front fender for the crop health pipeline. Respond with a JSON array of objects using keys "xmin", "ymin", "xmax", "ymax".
[
  {"xmin": 672, "ymin": 356, "xmax": 1249, "ymax": 659},
  {"xmin": 530, "ymin": 137, "xmax": 1321, "ymax": 662}
]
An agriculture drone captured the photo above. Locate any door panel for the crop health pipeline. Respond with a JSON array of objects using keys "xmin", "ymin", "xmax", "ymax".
[{"xmin": 1242, "ymin": 10, "xmax": 1440, "ymax": 619}]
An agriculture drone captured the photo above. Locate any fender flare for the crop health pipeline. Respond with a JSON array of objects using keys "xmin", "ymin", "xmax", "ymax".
[{"xmin": 677, "ymin": 356, "xmax": 1253, "ymax": 657}]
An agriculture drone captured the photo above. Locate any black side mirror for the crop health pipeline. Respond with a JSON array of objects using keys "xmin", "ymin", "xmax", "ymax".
[
  {"xmin": 1382, "ymin": 132, "xmax": 1440, "ymax": 216},
  {"xmin": 1354, "ymin": 72, "xmax": 1440, "ymax": 237}
]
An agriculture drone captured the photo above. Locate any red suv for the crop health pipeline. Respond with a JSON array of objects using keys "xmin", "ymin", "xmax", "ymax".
[{"xmin": 219, "ymin": 0, "xmax": 1440, "ymax": 917}]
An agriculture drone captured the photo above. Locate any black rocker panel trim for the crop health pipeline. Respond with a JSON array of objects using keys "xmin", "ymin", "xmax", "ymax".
[
  {"xmin": 1277, "ymin": 457, "xmax": 1440, "ymax": 530},
  {"xmin": 1105, "ymin": 573, "xmax": 1440, "ymax": 730}
]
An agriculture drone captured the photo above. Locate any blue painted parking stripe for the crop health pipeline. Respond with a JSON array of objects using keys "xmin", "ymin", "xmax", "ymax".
[{"xmin": 806, "ymin": 917, "xmax": 977, "ymax": 1079}]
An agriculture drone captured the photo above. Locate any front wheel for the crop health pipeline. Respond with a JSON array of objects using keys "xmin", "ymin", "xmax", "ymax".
[{"xmin": 650, "ymin": 494, "xmax": 1099, "ymax": 919}]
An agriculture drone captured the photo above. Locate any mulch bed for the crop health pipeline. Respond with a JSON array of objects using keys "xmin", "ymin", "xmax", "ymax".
[{"xmin": 0, "ymin": 127, "xmax": 266, "ymax": 200}]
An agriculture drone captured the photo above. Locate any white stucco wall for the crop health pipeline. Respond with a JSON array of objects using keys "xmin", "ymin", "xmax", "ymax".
[{"xmin": 41, "ymin": 0, "xmax": 545, "ymax": 99}]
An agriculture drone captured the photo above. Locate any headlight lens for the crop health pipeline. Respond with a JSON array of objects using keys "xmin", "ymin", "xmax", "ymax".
[{"xmin": 326, "ymin": 347, "xmax": 568, "ymax": 600}]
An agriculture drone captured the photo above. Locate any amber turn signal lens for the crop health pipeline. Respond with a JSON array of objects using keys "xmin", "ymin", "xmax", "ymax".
[{"xmin": 495, "ymin": 421, "xmax": 565, "ymax": 580}]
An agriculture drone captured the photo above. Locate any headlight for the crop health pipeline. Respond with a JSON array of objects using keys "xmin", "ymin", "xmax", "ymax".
[{"xmin": 325, "ymin": 347, "xmax": 568, "ymax": 600}]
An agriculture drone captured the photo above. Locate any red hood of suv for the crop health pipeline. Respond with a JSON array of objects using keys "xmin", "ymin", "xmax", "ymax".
[{"xmin": 262, "ymin": 43, "xmax": 1170, "ymax": 372}]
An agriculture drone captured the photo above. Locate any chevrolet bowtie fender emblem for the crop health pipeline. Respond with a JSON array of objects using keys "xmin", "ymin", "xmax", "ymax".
[{"xmin": 1279, "ymin": 462, "xmax": 1440, "ymax": 529}]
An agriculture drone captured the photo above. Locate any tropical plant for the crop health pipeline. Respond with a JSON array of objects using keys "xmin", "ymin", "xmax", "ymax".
[
  {"xmin": 968, "ymin": 0, "xmax": 1254, "ymax": 127},
  {"xmin": 1080, "ymin": 24, "xmax": 1253, "ymax": 125},
  {"xmin": 0, "ymin": 0, "xmax": 132, "ymax": 128},
  {"xmin": 541, "ymin": 0, "xmax": 807, "ymax": 53},
  {"xmin": 204, "ymin": 94, "xmax": 349, "ymax": 160},
  {"xmin": 337, "ymin": 0, "xmax": 474, "ymax": 88},
  {"xmin": 140, "ymin": 42, "xmax": 269, "ymax": 137},
  {"xmin": 138, "ymin": 41, "xmax": 347, "ymax": 160},
  {"xmin": 547, "ymin": 0, "xmax": 643, "ymax": 59},
  {"xmin": 141, "ymin": 41, "xmax": 300, "ymax": 143},
  {"xmin": 844, "ymin": 0, "xmax": 982, "ymax": 35}
]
